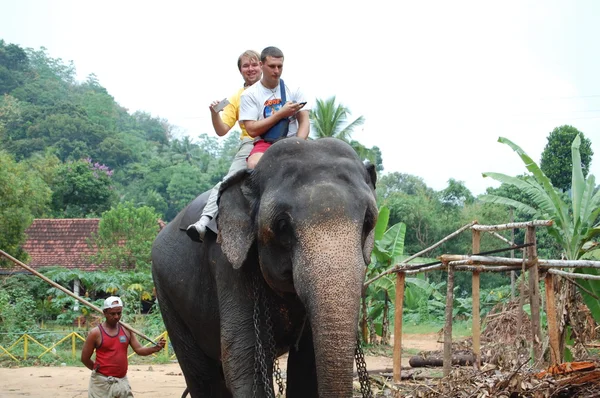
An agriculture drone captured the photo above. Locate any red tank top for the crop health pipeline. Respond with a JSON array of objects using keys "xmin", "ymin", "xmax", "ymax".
[{"xmin": 94, "ymin": 324, "xmax": 129, "ymax": 378}]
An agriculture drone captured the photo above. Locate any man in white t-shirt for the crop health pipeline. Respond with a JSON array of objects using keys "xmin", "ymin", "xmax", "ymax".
[{"xmin": 239, "ymin": 46, "xmax": 310, "ymax": 169}]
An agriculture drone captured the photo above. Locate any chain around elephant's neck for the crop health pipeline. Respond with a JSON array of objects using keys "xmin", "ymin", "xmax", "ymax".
[
  {"xmin": 251, "ymin": 274, "xmax": 285, "ymax": 398},
  {"xmin": 250, "ymin": 273, "xmax": 372, "ymax": 397},
  {"xmin": 355, "ymin": 333, "xmax": 374, "ymax": 397}
]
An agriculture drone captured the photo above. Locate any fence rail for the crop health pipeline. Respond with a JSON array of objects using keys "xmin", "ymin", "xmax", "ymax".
[{"xmin": 0, "ymin": 331, "xmax": 174, "ymax": 362}]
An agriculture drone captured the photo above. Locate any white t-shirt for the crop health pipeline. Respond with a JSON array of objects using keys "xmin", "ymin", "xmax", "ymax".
[{"xmin": 239, "ymin": 80, "xmax": 309, "ymax": 137}]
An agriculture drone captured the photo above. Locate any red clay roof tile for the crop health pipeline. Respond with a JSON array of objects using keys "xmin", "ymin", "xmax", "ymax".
[{"xmin": 22, "ymin": 219, "xmax": 103, "ymax": 271}]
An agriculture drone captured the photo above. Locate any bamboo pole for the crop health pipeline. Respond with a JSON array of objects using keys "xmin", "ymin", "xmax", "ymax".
[
  {"xmin": 452, "ymin": 265, "xmax": 523, "ymax": 272},
  {"xmin": 443, "ymin": 261, "xmax": 454, "ymax": 377},
  {"xmin": 0, "ymin": 249, "xmax": 157, "ymax": 345},
  {"xmin": 545, "ymin": 273, "xmax": 560, "ymax": 365},
  {"xmin": 393, "ymin": 272, "xmax": 405, "ymax": 383},
  {"xmin": 526, "ymin": 227, "xmax": 542, "ymax": 364},
  {"xmin": 518, "ymin": 249, "xmax": 526, "ymax": 336},
  {"xmin": 471, "ymin": 220, "xmax": 553, "ymax": 231},
  {"xmin": 471, "ymin": 230, "xmax": 481, "ymax": 370},
  {"xmin": 548, "ymin": 269, "xmax": 600, "ymax": 280},
  {"xmin": 364, "ymin": 221, "xmax": 477, "ymax": 287},
  {"xmin": 510, "ymin": 209, "xmax": 516, "ymax": 300},
  {"xmin": 404, "ymin": 264, "xmax": 445, "ymax": 274},
  {"xmin": 439, "ymin": 254, "xmax": 600, "ymax": 269}
]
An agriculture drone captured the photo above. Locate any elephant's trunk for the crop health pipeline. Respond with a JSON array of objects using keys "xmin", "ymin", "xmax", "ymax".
[{"xmin": 294, "ymin": 219, "xmax": 365, "ymax": 397}]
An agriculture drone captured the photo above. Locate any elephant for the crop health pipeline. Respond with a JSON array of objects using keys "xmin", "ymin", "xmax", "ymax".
[{"xmin": 151, "ymin": 137, "xmax": 378, "ymax": 397}]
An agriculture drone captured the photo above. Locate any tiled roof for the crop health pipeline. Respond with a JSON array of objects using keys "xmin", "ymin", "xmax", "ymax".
[{"xmin": 22, "ymin": 218, "xmax": 103, "ymax": 271}]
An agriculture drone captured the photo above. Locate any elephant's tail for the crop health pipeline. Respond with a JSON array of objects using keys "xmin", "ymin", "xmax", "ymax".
[{"xmin": 181, "ymin": 386, "xmax": 189, "ymax": 398}]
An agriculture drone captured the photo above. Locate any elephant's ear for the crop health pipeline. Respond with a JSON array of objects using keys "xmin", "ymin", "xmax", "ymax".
[
  {"xmin": 363, "ymin": 161, "xmax": 377, "ymax": 264},
  {"xmin": 363, "ymin": 229, "xmax": 375, "ymax": 265},
  {"xmin": 364, "ymin": 161, "xmax": 377, "ymax": 189},
  {"xmin": 217, "ymin": 169, "xmax": 256, "ymax": 269}
]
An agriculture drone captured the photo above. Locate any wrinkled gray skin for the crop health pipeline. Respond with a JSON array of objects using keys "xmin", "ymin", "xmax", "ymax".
[{"xmin": 152, "ymin": 138, "xmax": 377, "ymax": 397}]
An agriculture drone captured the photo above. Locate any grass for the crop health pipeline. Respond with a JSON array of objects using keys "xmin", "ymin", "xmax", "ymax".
[{"xmin": 402, "ymin": 320, "xmax": 472, "ymax": 338}]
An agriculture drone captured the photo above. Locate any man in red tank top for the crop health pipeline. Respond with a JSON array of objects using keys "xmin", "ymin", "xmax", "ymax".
[{"xmin": 81, "ymin": 296, "xmax": 166, "ymax": 397}]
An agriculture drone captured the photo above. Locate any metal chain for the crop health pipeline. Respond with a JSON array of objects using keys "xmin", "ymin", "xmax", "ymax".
[
  {"xmin": 355, "ymin": 333, "xmax": 373, "ymax": 398},
  {"xmin": 255, "ymin": 276, "xmax": 370, "ymax": 398},
  {"xmin": 263, "ymin": 289, "xmax": 285, "ymax": 396},
  {"xmin": 252, "ymin": 275, "xmax": 275, "ymax": 398}
]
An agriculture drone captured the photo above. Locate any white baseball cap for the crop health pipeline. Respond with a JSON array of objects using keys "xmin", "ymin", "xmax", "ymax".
[{"xmin": 102, "ymin": 296, "xmax": 124, "ymax": 310}]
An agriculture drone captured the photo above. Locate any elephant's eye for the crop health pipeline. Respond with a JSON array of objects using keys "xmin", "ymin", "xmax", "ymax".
[
  {"xmin": 363, "ymin": 207, "xmax": 377, "ymax": 238},
  {"xmin": 275, "ymin": 217, "xmax": 294, "ymax": 247}
]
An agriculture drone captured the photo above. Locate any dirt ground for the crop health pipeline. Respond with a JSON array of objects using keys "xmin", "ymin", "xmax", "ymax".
[{"xmin": 0, "ymin": 334, "xmax": 441, "ymax": 397}]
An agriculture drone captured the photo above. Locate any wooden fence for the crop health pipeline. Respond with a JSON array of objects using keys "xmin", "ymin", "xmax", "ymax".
[{"xmin": 367, "ymin": 220, "xmax": 600, "ymax": 382}]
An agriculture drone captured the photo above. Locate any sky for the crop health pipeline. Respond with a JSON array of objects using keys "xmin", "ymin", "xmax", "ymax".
[{"xmin": 2, "ymin": 0, "xmax": 600, "ymax": 195}]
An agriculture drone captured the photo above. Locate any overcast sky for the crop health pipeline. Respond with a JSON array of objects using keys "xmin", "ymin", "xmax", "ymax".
[{"xmin": 2, "ymin": 0, "xmax": 600, "ymax": 195}]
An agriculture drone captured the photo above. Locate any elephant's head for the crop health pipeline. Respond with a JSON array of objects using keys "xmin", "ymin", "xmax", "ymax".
[{"xmin": 217, "ymin": 137, "xmax": 377, "ymax": 396}]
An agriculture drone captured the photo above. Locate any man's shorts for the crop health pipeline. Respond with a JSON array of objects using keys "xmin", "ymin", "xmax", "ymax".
[{"xmin": 248, "ymin": 140, "xmax": 272, "ymax": 158}]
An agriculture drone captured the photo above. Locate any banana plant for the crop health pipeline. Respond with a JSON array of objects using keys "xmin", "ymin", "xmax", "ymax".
[
  {"xmin": 361, "ymin": 205, "xmax": 406, "ymax": 344},
  {"xmin": 480, "ymin": 134, "xmax": 600, "ymax": 323}
]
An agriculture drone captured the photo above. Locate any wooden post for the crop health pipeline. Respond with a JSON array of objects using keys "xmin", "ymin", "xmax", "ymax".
[
  {"xmin": 472, "ymin": 230, "xmax": 481, "ymax": 369},
  {"xmin": 72, "ymin": 333, "xmax": 77, "ymax": 359},
  {"xmin": 526, "ymin": 226, "xmax": 542, "ymax": 364},
  {"xmin": 510, "ymin": 208, "xmax": 516, "ymax": 300},
  {"xmin": 545, "ymin": 273, "xmax": 560, "ymax": 365},
  {"xmin": 443, "ymin": 261, "xmax": 454, "ymax": 377},
  {"xmin": 393, "ymin": 272, "xmax": 406, "ymax": 383},
  {"xmin": 518, "ymin": 249, "xmax": 525, "ymax": 334},
  {"xmin": 23, "ymin": 335, "xmax": 28, "ymax": 360}
]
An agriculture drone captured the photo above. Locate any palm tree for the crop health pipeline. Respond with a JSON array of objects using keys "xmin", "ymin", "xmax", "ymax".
[
  {"xmin": 309, "ymin": 96, "xmax": 385, "ymax": 170},
  {"xmin": 309, "ymin": 96, "xmax": 365, "ymax": 141}
]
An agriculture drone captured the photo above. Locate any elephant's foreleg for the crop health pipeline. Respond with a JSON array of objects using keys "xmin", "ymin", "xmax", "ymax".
[
  {"xmin": 286, "ymin": 323, "xmax": 318, "ymax": 398},
  {"xmin": 157, "ymin": 288, "xmax": 229, "ymax": 397},
  {"xmin": 220, "ymin": 314, "xmax": 273, "ymax": 397}
]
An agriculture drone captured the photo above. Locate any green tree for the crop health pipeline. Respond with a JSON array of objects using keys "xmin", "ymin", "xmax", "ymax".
[
  {"xmin": 0, "ymin": 151, "xmax": 51, "ymax": 265},
  {"xmin": 50, "ymin": 158, "xmax": 116, "ymax": 217},
  {"xmin": 89, "ymin": 202, "xmax": 161, "ymax": 271},
  {"xmin": 440, "ymin": 179, "xmax": 475, "ymax": 207},
  {"xmin": 540, "ymin": 125, "xmax": 593, "ymax": 192},
  {"xmin": 0, "ymin": 40, "xmax": 30, "ymax": 95}
]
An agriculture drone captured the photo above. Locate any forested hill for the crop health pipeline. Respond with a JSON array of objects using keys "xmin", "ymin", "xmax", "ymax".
[
  {"xmin": 1, "ymin": 39, "xmax": 569, "ymax": 269},
  {"xmin": 0, "ymin": 39, "xmax": 239, "ymax": 223}
]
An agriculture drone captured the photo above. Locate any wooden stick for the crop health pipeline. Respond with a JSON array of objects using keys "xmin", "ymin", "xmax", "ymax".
[
  {"xmin": 440, "ymin": 254, "xmax": 600, "ymax": 269},
  {"xmin": 452, "ymin": 264, "xmax": 523, "ymax": 272},
  {"xmin": 404, "ymin": 264, "xmax": 444, "ymax": 274},
  {"xmin": 0, "ymin": 249, "xmax": 157, "ymax": 345},
  {"xmin": 363, "ymin": 221, "xmax": 477, "ymax": 287},
  {"xmin": 471, "ymin": 230, "xmax": 481, "ymax": 370},
  {"xmin": 518, "ymin": 249, "xmax": 525, "ymax": 336},
  {"xmin": 443, "ymin": 261, "xmax": 454, "ymax": 377},
  {"xmin": 526, "ymin": 227, "xmax": 543, "ymax": 365},
  {"xmin": 393, "ymin": 272, "xmax": 405, "ymax": 383},
  {"xmin": 471, "ymin": 220, "xmax": 553, "ymax": 231},
  {"xmin": 545, "ymin": 273, "xmax": 560, "ymax": 366},
  {"xmin": 548, "ymin": 269, "xmax": 600, "ymax": 281}
]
